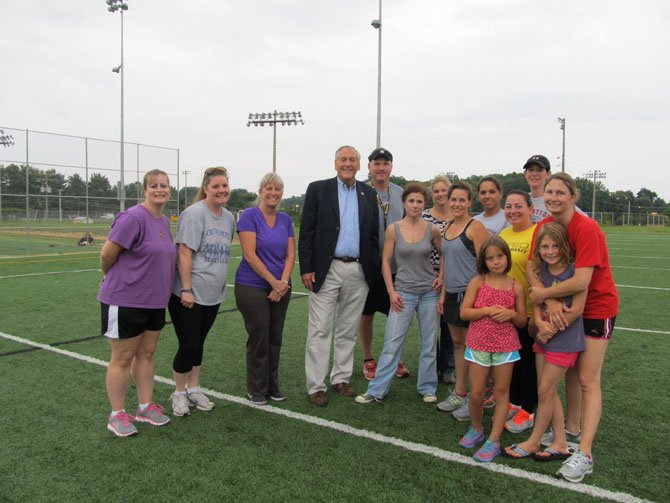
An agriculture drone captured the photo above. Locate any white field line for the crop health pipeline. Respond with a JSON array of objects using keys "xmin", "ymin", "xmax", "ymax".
[
  {"xmin": 616, "ymin": 327, "xmax": 670, "ymax": 335},
  {"xmin": 610, "ymin": 255, "xmax": 670, "ymax": 260},
  {"xmin": 616, "ymin": 284, "xmax": 670, "ymax": 291},
  {"xmin": 0, "ymin": 330, "xmax": 653, "ymax": 503},
  {"xmin": 611, "ymin": 266, "xmax": 670, "ymax": 272},
  {"xmin": 0, "ymin": 269, "xmax": 98, "ymax": 280}
]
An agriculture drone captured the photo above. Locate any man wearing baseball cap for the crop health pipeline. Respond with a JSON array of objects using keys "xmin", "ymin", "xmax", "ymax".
[{"xmin": 359, "ymin": 147, "xmax": 408, "ymax": 381}]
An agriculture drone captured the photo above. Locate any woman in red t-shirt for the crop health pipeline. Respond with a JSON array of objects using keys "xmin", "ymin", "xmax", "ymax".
[{"xmin": 526, "ymin": 172, "xmax": 618, "ymax": 483}]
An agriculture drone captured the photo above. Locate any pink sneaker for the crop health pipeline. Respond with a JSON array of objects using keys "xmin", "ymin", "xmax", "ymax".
[
  {"xmin": 363, "ymin": 360, "xmax": 377, "ymax": 381},
  {"xmin": 135, "ymin": 403, "xmax": 170, "ymax": 426},
  {"xmin": 395, "ymin": 360, "xmax": 410, "ymax": 378}
]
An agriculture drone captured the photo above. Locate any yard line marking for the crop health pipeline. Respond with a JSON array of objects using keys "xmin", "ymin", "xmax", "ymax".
[
  {"xmin": 612, "ymin": 266, "xmax": 670, "ymax": 272},
  {"xmin": 0, "ymin": 268, "xmax": 98, "ymax": 280},
  {"xmin": 617, "ymin": 327, "xmax": 670, "ymax": 335},
  {"xmin": 617, "ymin": 284, "xmax": 670, "ymax": 291},
  {"xmin": 0, "ymin": 330, "xmax": 652, "ymax": 503},
  {"xmin": 610, "ymin": 255, "xmax": 670, "ymax": 260}
]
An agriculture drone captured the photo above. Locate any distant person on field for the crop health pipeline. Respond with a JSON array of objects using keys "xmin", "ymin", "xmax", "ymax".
[
  {"xmin": 98, "ymin": 169, "xmax": 175, "ymax": 437},
  {"xmin": 298, "ymin": 145, "xmax": 379, "ymax": 407},
  {"xmin": 355, "ymin": 183, "xmax": 442, "ymax": 405},
  {"xmin": 235, "ymin": 173, "xmax": 295, "ymax": 406},
  {"xmin": 358, "ymin": 147, "xmax": 407, "ymax": 382},
  {"xmin": 474, "ymin": 176, "xmax": 509, "ymax": 235},
  {"xmin": 78, "ymin": 232, "xmax": 94, "ymax": 246},
  {"xmin": 168, "ymin": 167, "xmax": 234, "ymax": 417}
]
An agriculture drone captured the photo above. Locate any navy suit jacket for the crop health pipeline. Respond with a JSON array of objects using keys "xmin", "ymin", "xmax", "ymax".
[{"xmin": 298, "ymin": 177, "xmax": 379, "ymax": 293}]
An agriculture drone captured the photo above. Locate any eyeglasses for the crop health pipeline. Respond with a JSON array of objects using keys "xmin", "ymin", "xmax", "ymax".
[{"xmin": 205, "ymin": 166, "xmax": 228, "ymax": 176}]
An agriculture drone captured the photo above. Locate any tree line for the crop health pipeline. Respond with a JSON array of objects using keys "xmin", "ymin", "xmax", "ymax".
[{"xmin": 1, "ymin": 163, "xmax": 667, "ymax": 223}]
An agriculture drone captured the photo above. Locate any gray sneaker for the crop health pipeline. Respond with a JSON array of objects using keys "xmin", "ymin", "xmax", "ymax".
[
  {"xmin": 187, "ymin": 390, "xmax": 215, "ymax": 411},
  {"xmin": 135, "ymin": 403, "xmax": 171, "ymax": 426},
  {"xmin": 107, "ymin": 411, "xmax": 138, "ymax": 437},
  {"xmin": 436, "ymin": 391, "xmax": 466, "ymax": 412},
  {"xmin": 452, "ymin": 398, "xmax": 471, "ymax": 421},
  {"xmin": 556, "ymin": 449, "xmax": 593, "ymax": 483},
  {"xmin": 170, "ymin": 392, "xmax": 191, "ymax": 417},
  {"xmin": 541, "ymin": 428, "xmax": 582, "ymax": 449}
]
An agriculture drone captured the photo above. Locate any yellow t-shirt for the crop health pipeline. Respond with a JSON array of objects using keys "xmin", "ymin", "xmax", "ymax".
[{"xmin": 499, "ymin": 224, "xmax": 537, "ymax": 318}]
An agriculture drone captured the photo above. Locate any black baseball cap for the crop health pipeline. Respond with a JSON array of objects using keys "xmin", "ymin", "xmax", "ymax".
[
  {"xmin": 523, "ymin": 154, "xmax": 551, "ymax": 171},
  {"xmin": 368, "ymin": 147, "xmax": 393, "ymax": 162}
]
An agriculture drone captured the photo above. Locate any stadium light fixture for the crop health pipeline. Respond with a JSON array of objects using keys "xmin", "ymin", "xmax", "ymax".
[
  {"xmin": 246, "ymin": 110, "xmax": 305, "ymax": 173},
  {"xmin": 583, "ymin": 169, "xmax": 606, "ymax": 217},
  {"xmin": 558, "ymin": 117, "xmax": 566, "ymax": 172}
]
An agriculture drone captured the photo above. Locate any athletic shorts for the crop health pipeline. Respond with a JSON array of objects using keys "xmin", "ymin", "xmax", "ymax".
[
  {"xmin": 583, "ymin": 316, "xmax": 616, "ymax": 340},
  {"xmin": 532, "ymin": 343, "xmax": 579, "ymax": 368},
  {"xmin": 443, "ymin": 291, "xmax": 469, "ymax": 328},
  {"xmin": 465, "ymin": 347, "xmax": 520, "ymax": 367},
  {"xmin": 362, "ymin": 273, "xmax": 392, "ymax": 316},
  {"xmin": 101, "ymin": 303, "xmax": 166, "ymax": 340}
]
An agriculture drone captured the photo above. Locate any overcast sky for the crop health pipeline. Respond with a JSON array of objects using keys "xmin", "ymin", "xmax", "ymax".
[{"xmin": 2, "ymin": 0, "xmax": 669, "ymax": 203}]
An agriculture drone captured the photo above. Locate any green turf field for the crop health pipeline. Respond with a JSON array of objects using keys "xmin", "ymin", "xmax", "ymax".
[{"xmin": 1, "ymin": 226, "xmax": 668, "ymax": 502}]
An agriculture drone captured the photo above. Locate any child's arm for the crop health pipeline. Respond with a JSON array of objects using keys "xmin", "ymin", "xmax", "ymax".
[
  {"xmin": 460, "ymin": 276, "xmax": 492, "ymax": 321},
  {"xmin": 563, "ymin": 290, "xmax": 586, "ymax": 325}
]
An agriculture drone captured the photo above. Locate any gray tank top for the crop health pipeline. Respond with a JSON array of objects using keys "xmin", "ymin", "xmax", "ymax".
[
  {"xmin": 393, "ymin": 222, "xmax": 436, "ymax": 294},
  {"xmin": 442, "ymin": 219, "xmax": 477, "ymax": 293}
]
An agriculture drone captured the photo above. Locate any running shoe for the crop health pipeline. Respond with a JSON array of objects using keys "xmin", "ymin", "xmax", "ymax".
[
  {"xmin": 135, "ymin": 403, "xmax": 170, "ymax": 426},
  {"xmin": 395, "ymin": 360, "xmax": 410, "ymax": 378},
  {"xmin": 452, "ymin": 399, "xmax": 471, "ymax": 421},
  {"xmin": 187, "ymin": 390, "xmax": 215, "ymax": 411},
  {"xmin": 355, "ymin": 393, "xmax": 381, "ymax": 404},
  {"xmin": 269, "ymin": 391, "xmax": 288, "ymax": 402},
  {"xmin": 556, "ymin": 449, "xmax": 593, "ymax": 483},
  {"xmin": 473, "ymin": 440, "xmax": 501, "ymax": 462},
  {"xmin": 107, "ymin": 411, "xmax": 138, "ymax": 437},
  {"xmin": 458, "ymin": 426, "xmax": 485, "ymax": 448},
  {"xmin": 437, "ymin": 391, "xmax": 467, "ymax": 412},
  {"xmin": 541, "ymin": 428, "xmax": 582, "ymax": 449},
  {"xmin": 170, "ymin": 392, "xmax": 191, "ymax": 417},
  {"xmin": 505, "ymin": 408, "xmax": 534, "ymax": 433},
  {"xmin": 422, "ymin": 393, "xmax": 438, "ymax": 403},
  {"xmin": 363, "ymin": 360, "xmax": 377, "ymax": 381}
]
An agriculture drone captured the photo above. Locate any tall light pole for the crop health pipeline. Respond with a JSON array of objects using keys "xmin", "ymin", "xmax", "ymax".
[
  {"xmin": 247, "ymin": 111, "xmax": 305, "ymax": 173},
  {"xmin": 558, "ymin": 117, "xmax": 566, "ymax": 172},
  {"xmin": 0, "ymin": 130, "xmax": 14, "ymax": 221},
  {"xmin": 371, "ymin": 0, "xmax": 382, "ymax": 148},
  {"xmin": 583, "ymin": 169, "xmax": 606, "ymax": 217},
  {"xmin": 107, "ymin": 0, "xmax": 129, "ymax": 213},
  {"xmin": 40, "ymin": 176, "xmax": 51, "ymax": 221},
  {"xmin": 182, "ymin": 170, "xmax": 190, "ymax": 208}
]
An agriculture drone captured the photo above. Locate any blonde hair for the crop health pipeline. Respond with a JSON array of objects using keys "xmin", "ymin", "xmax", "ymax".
[
  {"xmin": 256, "ymin": 173, "xmax": 284, "ymax": 204},
  {"xmin": 532, "ymin": 222, "xmax": 573, "ymax": 273},
  {"xmin": 143, "ymin": 169, "xmax": 169, "ymax": 189}
]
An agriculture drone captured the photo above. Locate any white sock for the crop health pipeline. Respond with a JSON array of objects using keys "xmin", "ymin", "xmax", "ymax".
[
  {"xmin": 187, "ymin": 387, "xmax": 199, "ymax": 394},
  {"xmin": 174, "ymin": 390, "xmax": 186, "ymax": 396},
  {"xmin": 111, "ymin": 409, "xmax": 125, "ymax": 417},
  {"xmin": 138, "ymin": 402, "xmax": 150, "ymax": 411}
]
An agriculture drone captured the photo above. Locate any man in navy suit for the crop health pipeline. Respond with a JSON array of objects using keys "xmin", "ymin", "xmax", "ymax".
[{"xmin": 299, "ymin": 145, "xmax": 379, "ymax": 406}]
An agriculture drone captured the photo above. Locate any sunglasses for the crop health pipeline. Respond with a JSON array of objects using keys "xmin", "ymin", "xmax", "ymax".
[{"xmin": 205, "ymin": 166, "xmax": 228, "ymax": 176}]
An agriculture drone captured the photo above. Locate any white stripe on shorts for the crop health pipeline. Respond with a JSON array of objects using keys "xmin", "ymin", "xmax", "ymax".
[{"xmin": 103, "ymin": 305, "xmax": 120, "ymax": 339}]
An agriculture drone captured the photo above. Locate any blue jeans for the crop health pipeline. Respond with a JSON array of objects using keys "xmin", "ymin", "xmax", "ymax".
[{"xmin": 367, "ymin": 290, "xmax": 439, "ymax": 398}]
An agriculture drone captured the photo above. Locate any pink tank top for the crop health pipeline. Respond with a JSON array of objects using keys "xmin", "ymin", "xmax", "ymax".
[{"xmin": 465, "ymin": 281, "xmax": 521, "ymax": 353}]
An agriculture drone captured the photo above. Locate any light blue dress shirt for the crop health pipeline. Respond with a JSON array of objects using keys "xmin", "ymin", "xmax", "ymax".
[{"xmin": 334, "ymin": 178, "xmax": 360, "ymax": 258}]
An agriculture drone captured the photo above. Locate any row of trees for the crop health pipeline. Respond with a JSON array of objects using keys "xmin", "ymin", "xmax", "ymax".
[{"xmin": 1, "ymin": 163, "xmax": 668, "ymax": 223}]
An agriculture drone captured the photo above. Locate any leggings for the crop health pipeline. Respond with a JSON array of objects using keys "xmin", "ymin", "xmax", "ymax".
[
  {"xmin": 509, "ymin": 323, "xmax": 538, "ymax": 412},
  {"xmin": 168, "ymin": 294, "xmax": 220, "ymax": 374}
]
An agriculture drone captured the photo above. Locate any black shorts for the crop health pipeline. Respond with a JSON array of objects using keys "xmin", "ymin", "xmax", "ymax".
[
  {"xmin": 101, "ymin": 303, "xmax": 166, "ymax": 340},
  {"xmin": 443, "ymin": 291, "xmax": 469, "ymax": 328},
  {"xmin": 583, "ymin": 316, "xmax": 616, "ymax": 340},
  {"xmin": 362, "ymin": 273, "xmax": 392, "ymax": 316}
]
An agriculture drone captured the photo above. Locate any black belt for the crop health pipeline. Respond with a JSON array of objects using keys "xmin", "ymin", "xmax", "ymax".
[{"xmin": 334, "ymin": 256, "xmax": 359, "ymax": 263}]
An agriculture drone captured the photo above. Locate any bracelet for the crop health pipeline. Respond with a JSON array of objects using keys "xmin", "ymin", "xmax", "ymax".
[{"xmin": 180, "ymin": 288, "xmax": 193, "ymax": 293}]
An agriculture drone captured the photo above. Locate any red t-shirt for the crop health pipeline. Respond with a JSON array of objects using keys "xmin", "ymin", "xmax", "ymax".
[{"xmin": 530, "ymin": 212, "xmax": 618, "ymax": 319}]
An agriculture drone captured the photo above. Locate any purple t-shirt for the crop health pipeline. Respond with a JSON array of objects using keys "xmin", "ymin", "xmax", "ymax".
[
  {"xmin": 98, "ymin": 204, "xmax": 176, "ymax": 309},
  {"xmin": 234, "ymin": 206, "xmax": 294, "ymax": 289}
]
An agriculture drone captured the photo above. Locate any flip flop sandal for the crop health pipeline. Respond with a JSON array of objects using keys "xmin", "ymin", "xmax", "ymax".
[
  {"xmin": 531, "ymin": 447, "xmax": 571, "ymax": 462},
  {"xmin": 502, "ymin": 444, "xmax": 534, "ymax": 459}
]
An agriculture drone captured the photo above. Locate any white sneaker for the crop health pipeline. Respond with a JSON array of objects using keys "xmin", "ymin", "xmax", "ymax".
[
  {"xmin": 452, "ymin": 399, "xmax": 471, "ymax": 421},
  {"xmin": 422, "ymin": 393, "xmax": 438, "ymax": 403},
  {"xmin": 170, "ymin": 392, "xmax": 191, "ymax": 417},
  {"xmin": 187, "ymin": 390, "xmax": 215, "ymax": 411}
]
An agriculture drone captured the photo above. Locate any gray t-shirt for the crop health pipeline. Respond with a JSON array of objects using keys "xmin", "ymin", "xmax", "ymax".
[
  {"xmin": 172, "ymin": 200, "xmax": 236, "ymax": 306},
  {"xmin": 474, "ymin": 208, "xmax": 510, "ymax": 236},
  {"xmin": 375, "ymin": 182, "xmax": 404, "ymax": 257}
]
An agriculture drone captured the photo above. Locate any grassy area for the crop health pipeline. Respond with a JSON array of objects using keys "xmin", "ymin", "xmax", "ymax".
[{"xmin": 0, "ymin": 227, "xmax": 668, "ymax": 502}]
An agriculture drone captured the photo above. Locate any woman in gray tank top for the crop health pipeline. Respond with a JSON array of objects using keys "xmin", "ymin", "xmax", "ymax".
[
  {"xmin": 436, "ymin": 182, "xmax": 489, "ymax": 416},
  {"xmin": 355, "ymin": 183, "xmax": 443, "ymax": 404}
]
